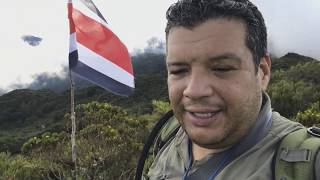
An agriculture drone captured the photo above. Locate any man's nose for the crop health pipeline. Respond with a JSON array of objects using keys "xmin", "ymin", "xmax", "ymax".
[{"xmin": 183, "ymin": 71, "xmax": 213, "ymax": 99}]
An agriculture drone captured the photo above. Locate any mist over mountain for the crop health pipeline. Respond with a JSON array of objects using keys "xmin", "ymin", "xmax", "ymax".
[
  {"xmin": 140, "ymin": 37, "xmax": 165, "ymax": 55},
  {"xmin": 0, "ymin": 89, "xmax": 5, "ymax": 95},
  {"xmin": 1, "ymin": 37, "xmax": 319, "ymax": 96},
  {"xmin": 5, "ymin": 67, "xmax": 93, "ymax": 95},
  {"xmin": 131, "ymin": 37, "xmax": 165, "ymax": 55},
  {"xmin": 0, "ymin": 38, "xmax": 166, "ymax": 95}
]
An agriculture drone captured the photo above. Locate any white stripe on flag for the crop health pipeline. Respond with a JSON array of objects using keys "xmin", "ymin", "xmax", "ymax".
[
  {"xmin": 72, "ymin": 0, "xmax": 112, "ymax": 31},
  {"xmin": 77, "ymin": 43, "xmax": 135, "ymax": 88},
  {"xmin": 69, "ymin": 33, "xmax": 77, "ymax": 52}
]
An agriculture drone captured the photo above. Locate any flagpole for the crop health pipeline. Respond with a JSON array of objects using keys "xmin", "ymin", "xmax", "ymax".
[{"xmin": 69, "ymin": 70, "xmax": 77, "ymax": 180}]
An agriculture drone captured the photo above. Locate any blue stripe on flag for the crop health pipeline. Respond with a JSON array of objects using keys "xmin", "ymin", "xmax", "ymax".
[{"xmin": 70, "ymin": 53, "xmax": 134, "ymax": 96}]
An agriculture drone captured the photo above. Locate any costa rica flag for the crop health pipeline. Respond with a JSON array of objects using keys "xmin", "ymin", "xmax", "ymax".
[{"xmin": 68, "ymin": 0, "xmax": 134, "ymax": 96}]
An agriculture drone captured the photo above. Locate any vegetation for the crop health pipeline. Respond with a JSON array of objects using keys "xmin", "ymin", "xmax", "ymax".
[
  {"xmin": 0, "ymin": 51, "xmax": 319, "ymax": 179},
  {"xmin": 268, "ymin": 55, "xmax": 320, "ymax": 117}
]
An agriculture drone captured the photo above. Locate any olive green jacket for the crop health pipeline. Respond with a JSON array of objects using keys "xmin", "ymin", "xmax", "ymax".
[{"xmin": 147, "ymin": 112, "xmax": 303, "ymax": 180}]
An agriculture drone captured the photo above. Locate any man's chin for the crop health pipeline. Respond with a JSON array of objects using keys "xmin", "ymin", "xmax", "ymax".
[{"xmin": 187, "ymin": 131, "xmax": 228, "ymax": 149}]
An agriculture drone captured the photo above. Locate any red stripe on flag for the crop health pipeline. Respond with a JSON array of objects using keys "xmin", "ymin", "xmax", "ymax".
[
  {"xmin": 71, "ymin": 7, "xmax": 133, "ymax": 75},
  {"xmin": 68, "ymin": 3, "xmax": 76, "ymax": 34}
]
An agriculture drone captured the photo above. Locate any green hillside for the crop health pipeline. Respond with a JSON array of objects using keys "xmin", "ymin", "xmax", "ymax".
[{"xmin": 0, "ymin": 52, "xmax": 168, "ymax": 153}]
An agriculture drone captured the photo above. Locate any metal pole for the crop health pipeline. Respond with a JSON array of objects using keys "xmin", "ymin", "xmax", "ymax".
[{"xmin": 69, "ymin": 70, "xmax": 77, "ymax": 180}]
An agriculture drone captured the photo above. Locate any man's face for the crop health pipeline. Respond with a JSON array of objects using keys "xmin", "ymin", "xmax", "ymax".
[{"xmin": 166, "ymin": 19, "xmax": 270, "ymax": 149}]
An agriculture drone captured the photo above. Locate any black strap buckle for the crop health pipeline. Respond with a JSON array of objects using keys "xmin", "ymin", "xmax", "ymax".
[{"xmin": 307, "ymin": 126, "xmax": 320, "ymax": 138}]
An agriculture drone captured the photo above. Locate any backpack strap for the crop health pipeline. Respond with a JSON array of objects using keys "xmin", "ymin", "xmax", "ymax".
[
  {"xmin": 153, "ymin": 114, "xmax": 180, "ymax": 155},
  {"xmin": 275, "ymin": 127, "xmax": 320, "ymax": 180},
  {"xmin": 135, "ymin": 110, "xmax": 176, "ymax": 180}
]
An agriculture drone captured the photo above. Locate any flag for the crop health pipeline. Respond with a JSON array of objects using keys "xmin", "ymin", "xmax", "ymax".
[{"xmin": 68, "ymin": 0, "xmax": 134, "ymax": 96}]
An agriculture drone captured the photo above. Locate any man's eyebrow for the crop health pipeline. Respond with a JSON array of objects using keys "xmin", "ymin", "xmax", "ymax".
[
  {"xmin": 166, "ymin": 53, "xmax": 242, "ymax": 66},
  {"xmin": 209, "ymin": 53, "xmax": 242, "ymax": 63},
  {"xmin": 166, "ymin": 61, "xmax": 188, "ymax": 67}
]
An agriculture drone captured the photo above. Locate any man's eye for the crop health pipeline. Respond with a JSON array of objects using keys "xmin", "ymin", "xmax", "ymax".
[
  {"xmin": 213, "ymin": 67, "xmax": 234, "ymax": 72},
  {"xmin": 169, "ymin": 69, "xmax": 187, "ymax": 75}
]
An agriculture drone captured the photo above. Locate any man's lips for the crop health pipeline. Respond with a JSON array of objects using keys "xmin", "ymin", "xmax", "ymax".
[
  {"xmin": 185, "ymin": 108, "xmax": 222, "ymax": 126},
  {"xmin": 185, "ymin": 107, "xmax": 222, "ymax": 115},
  {"xmin": 190, "ymin": 112, "xmax": 217, "ymax": 119}
]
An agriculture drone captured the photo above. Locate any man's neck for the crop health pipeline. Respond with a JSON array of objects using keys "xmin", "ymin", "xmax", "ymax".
[{"xmin": 192, "ymin": 143, "xmax": 230, "ymax": 160}]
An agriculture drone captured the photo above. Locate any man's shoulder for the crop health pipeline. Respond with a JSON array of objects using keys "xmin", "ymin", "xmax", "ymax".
[{"xmin": 269, "ymin": 111, "xmax": 304, "ymax": 138}]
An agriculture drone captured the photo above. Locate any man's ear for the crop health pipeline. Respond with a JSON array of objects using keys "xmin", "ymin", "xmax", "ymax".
[{"xmin": 259, "ymin": 54, "xmax": 271, "ymax": 91}]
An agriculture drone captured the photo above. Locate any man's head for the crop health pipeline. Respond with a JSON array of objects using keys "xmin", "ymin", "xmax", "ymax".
[
  {"xmin": 165, "ymin": 0, "xmax": 271, "ymax": 151},
  {"xmin": 165, "ymin": 0, "xmax": 267, "ymax": 72}
]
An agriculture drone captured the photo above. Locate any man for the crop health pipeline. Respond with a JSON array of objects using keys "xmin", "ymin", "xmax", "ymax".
[{"xmin": 144, "ymin": 0, "xmax": 315, "ymax": 179}]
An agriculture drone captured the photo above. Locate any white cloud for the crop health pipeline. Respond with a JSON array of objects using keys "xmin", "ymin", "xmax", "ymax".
[{"xmin": 252, "ymin": 0, "xmax": 320, "ymax": 59}]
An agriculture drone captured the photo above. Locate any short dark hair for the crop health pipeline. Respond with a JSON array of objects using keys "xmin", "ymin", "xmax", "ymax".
[{"xmin": 165, "ymin": 0, "xmax": 267, "ymax": 72}]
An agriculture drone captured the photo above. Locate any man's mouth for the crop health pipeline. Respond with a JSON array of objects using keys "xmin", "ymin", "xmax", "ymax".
[
  {"xmin": 185, "ymin": 108, "xmax": 222, "ymax": 126},
  {"xmin": 191, "ymin": 112, "xmax": 217, "ymax": 119}
]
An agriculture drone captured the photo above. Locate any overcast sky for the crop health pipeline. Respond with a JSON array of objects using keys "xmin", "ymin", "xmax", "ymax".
[{"xmin": 0, "ymin": 0, "xmax": 319, "ymax": 92}]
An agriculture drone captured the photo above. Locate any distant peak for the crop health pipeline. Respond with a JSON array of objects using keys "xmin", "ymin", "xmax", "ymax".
[{"xmin": 281, "ymin": 52, "xmax": 312, "ymax": 60}]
